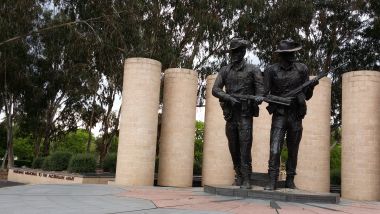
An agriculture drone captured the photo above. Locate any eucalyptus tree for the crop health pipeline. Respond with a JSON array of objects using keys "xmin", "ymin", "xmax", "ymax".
[
  {"xmin": 0, "ymin": 0, "xmax": 42, "ymax": 167},
  {"xmin": 234, "ymin": 0, "xmax": 379, "ymax": 131}
]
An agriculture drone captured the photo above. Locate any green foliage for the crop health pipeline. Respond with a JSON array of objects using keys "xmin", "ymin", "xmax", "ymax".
[
  {"xmin": 0, "ymin": 123, "xmax": 6, "ymax": 158},
  {"xmin": 194, "ymin": 121, "xmax": 204, "ymax": 175},
  {"xmin": 102, "ymin": 153, "xmax": 117, "ymax": 173},
  {"xmin": 330, "ymin": 144, "xmax": 341, "ymax": 185},
  {"xmin": 68, "ymin": 154, "xmax": 97, "ymax": 173},
  {"xmin": 14, "ymin": 160, "xmax": 32, "ymax": 168},
  {"xmin": 280, "ymin": 146, "xmax": 288, "ymax": 164},
  {"xmin": 52, "ymin": 129, "xmax": 94, "ymax": 154},
  {"xmin": 41, "ymin": 156, "xmax": 51, "ymax": 171},
  {"xmin": 32, "ymin": 157, "xmax": 45, "ymax": 169},
  {"xmin": 43, "ymin": 151, "xmax": 72, "ymax": 171},
  {"xmin": 331, "ymin": 168, "xmax": 341, "ymax": 185},
  {"xmin": 330, "ymin": 144, "xmax": 341, "ymax": 170},
  {"xmin": 1, "ymin": 0, "xmax": 379, "ymax": 168},
  {"xmin": 13, "ymin": 137, "xmax": 33, "ymax": 161},
  {"xmin": 107, "ymin": 136, "xmax": 119, "ymax": 154}
]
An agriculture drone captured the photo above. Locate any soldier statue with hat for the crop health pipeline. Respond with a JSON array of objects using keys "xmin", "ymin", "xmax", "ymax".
[
  {"xmin": 212, "ymin": 38, "xmax": 264, "ymax": 189},
  {"xmin": 263, "ymin": 39, "xmax": 319, "ymax": 190}
]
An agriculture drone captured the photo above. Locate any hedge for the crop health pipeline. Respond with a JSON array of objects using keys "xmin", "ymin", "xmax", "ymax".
[
  {"xmin": 42, "ymin": 151, "xmax": 72, "ymax": 171},
  {"xmin": 103, "ymin": 153, "xmax": 117, "ymax": 173},
  {"xmin": 68, "ymin": 154, "xmax": 97, "ymax": 173},
  {"xmin": 14, "ymin": 160, "xmax": 32, "ymax": 168},
  {"xmin": 32, "ymin": 157, "xmax": 45, "ymax": 169}
]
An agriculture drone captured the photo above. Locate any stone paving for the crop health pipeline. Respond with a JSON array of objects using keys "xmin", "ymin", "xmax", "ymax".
[{"xmin": 0, "ymin": 184, "xmax": 379, "ymax": 213}]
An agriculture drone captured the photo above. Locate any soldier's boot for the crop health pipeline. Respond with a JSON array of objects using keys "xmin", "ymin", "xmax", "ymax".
[
  {"xmin": 285, "ymin": 176, "xmax": 296, "ymax": 189},
  {"xmin": 240, "ymin": 166, "xmax": 251, "ymax": 189},
  {"xmin": 264, "ymin": 172, "xmax": 277, "ymax": 191},
  {"xmin": 234, "ymin": 166, "xmax": 243, "ymax": 186}
]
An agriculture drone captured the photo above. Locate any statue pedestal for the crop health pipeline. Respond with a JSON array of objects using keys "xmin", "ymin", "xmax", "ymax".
[
  {"xmin": 204, "ymin": 185, "xmax": 340, "ymax": 204},
  {"xmin": 249, "ymin": 172, "xmax": 285, "ymax": 188}
]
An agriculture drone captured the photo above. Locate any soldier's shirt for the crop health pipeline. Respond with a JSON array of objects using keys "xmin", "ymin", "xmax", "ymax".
[
  {"xmin": 264, "ymin": 62, "xmax": 309, "ymax": 97},
  {"xmin": 264, "ymin": 62, "xmax": 313, "ymax": 120},
  {"xmin": 213, "ymin": 60, "xmax": 264, "ymax": 101}
]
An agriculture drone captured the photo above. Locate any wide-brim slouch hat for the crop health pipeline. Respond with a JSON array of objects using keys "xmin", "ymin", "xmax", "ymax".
[{"xmin": 274, "ymin": 39, "xmax": 302, "ymax": 52}]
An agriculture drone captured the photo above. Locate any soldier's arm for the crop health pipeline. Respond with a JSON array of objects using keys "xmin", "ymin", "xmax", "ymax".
[
  {"xmin": 301, "ymin": 65, "xmax": 315, "ymax": 100},
  {"xmin": 212, "ymin": 67, "xmax": 231, "ymax": 102},
  {"xmin": 263, "ymin": 66, "xmax": 273, "ymax": 96},
  {"xmin": 253, "ymin": 66, "xmax": 264, "ymax": 96}
]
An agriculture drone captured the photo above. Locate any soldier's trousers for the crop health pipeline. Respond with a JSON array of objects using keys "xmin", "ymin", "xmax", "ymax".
[
  {"xmin": 268, "ymin": 114, "xmax": 303, "ymax": 178},
  {"xmin": 225, "ymin": 117, "xmax": 253, "ymax": 176}
]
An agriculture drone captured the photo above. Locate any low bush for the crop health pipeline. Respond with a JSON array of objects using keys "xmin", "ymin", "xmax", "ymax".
[
  {"xmin": 103, "ymin": 153, "xmax": 117, "ymax": 173},
  {"xmin": 14, "ymin": 160, "xmax": 32, "ymax": 168},
  {"xmin": 193, "ymin": 151, "xmax": 202, "ymax": 175},
  {"xmin": 42, "ymin": 151, "xmax": 72, "ymax": 171},
  {"xmin": 41, "ymin": 156, "xmax": 52, "ymax": 171},
  {"xmin": 68, "ymin": 154, "xmax": 97, "ymax": 173},
  {"xmin": 330, "ymin": 144, "xmax": 341, "ymax": 185},
  {"xmin": 330, "ymin": 144, "xmax": 341, "ymax": 170},
  {"xmin": 330, "ymin": 168, "xmax": 341, "ymax": 185},
  {"xmin": 32, "ymin": 157, "xmax": 45, "ymax": 169}
]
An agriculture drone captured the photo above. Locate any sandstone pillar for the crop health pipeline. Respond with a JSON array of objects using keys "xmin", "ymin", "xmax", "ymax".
[
  {"xmin": 252, "ymin": 104, "xmax": 271, "ymax": 173},
  {"xmin": 115, "ymin": 58, "xmax": 162, "ymax": 186},
  {"xmin": 157, "ymin": 68, "xmax": 198, "ymax": 187},
  {"xmin": 202, "ymin": 74, "xmax": 235, "ymax": 186},
  {"xmin": 342, "ymin": 70, "xmax": 380, "ymax": 200},
  {"xmin": 295, "ymin": 77, "xmax": 332, "ymax": 193}
]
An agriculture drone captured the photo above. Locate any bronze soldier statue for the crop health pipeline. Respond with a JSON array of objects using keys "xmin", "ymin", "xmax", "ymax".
[
  {"xmin": 263, "ymin": 39, "xmax": 319, "ymax": 190},
  {"xmin": 212, "ymin": 38, "xmax": 264, "ymax": 189}
]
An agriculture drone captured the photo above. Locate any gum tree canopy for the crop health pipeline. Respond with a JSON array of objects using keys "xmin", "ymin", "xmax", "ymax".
[{"xmin": 0, "ymin": 0, "xmax": 378, "ymax": 167}]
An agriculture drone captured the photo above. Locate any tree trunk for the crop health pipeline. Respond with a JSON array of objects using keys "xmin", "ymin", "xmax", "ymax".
[
  {"xmin": 98, "ymin": 88, "xmax": 115, "ymax": 164},
  {"xmin": 42, "ymin": 114, "xmax": 52, "ymax": 156},
  {"xmin": 86, "ymin": 95, "xmax": 96, "ymax": 153},
  {"xmin": 34, "ymin": 132, "xmax": 42, "ymax": 157},
  {"xmin": 42, "ymin": 103, "xmax": 55, "ymax": 156},
  {"xmin": 42, "ymin": 128, "xmax": 51, "ymax": 156},
  {"xmin": 1, "ymin": 150, "xmax": 8, "ymax": 169},
  {"xmin": 6, "ymin": 110, "xmax": 14, "ymax": 168},
  {"xmin": 3, "ymin": 93, "xmax": 14, "ymax": 168}
]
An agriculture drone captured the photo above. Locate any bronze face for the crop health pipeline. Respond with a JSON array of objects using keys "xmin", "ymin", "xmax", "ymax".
[{"xmin": 230, "ymin": 47, "xmax": 246, "ymax": 63}]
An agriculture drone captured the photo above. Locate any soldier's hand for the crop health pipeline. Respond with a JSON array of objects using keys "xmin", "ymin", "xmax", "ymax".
[
  {"xmin": 310, "ymin": 78, "xmax": 319, "ymax": 87},
  {"xmin": 228, "ymin": 96, "xmax": 240, "ymax": 106},
  {"xmin": 254, "ymin": 96, "xmax": 264, "ymax": 104},
  {"xmin": 297, "ymin": 93, "xmax": 306, "ymax": 105}
]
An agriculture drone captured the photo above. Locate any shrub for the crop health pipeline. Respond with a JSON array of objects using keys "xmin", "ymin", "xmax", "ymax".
[
  {"xmin": 193, "ymin": 151, "xmax": 202, "ymax": 175},
  {"xmin": 13, "ymin": 137, "xmax": 34, "ymax": 161},
  {"xmin": 280, "ymin": 146, "xmax": 288, "ymax": 163},
  {"xmin": 41, "ymin": 156, "xmax": 52, "ymax": 171},
  {"xmin": 330, "ymin": 144, "xmax": 341, "ymax": 185},
  {"xmin": 103, "ymin": 153, "xmax": 117, "ymax": 173},
  {"xmin": 43, "ymin": 151, "xmax": 72, "ymax": 171},
  {"xmin": 193, "ymin": 121, "xmax": 204, "ymax": 175},
  {"xmin": 68, "ymin": 154, "xmax": 97, "ymax": 173},
  {"xmin": 32, "ymin": 157, "xmax": 45, "ymax": 169},
  {"xmin": 330, "ymin": 144, "xmax": 341, "ymax": 170},
  {"xmin": 330, "ymin": 168, "xmax": 341, "ymax": 185},
  {"xmin": 14, "ymin": 160, "xmax": 32, "ymax": 168}
]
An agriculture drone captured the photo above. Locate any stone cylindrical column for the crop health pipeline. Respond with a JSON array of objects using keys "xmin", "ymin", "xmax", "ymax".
[
  {"xmin": 295, "ymin": 77, "xmax": 331, "ymax": 193},
  {"xmin": 252, "ymin": 103, "xmax": 272, "ymax": 173},
  {"xmin": 202, "ymin": 74, "xmax": 235, "ymax": 186},
  {"xmin": 342, "ymin": 71, "xmax": 380, "ymax": 200},
  {"xmin": 157, "ymin": 69, "xmax": 198, "ymax": 187},
  {"xmin": 115, "ymin": 58, "xmax": 162, "ymax": 186}
]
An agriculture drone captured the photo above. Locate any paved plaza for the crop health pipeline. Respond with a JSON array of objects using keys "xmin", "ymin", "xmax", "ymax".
[{"xmin": 0, "ymin": 184, "xmax": 380, "ymax": 214}]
